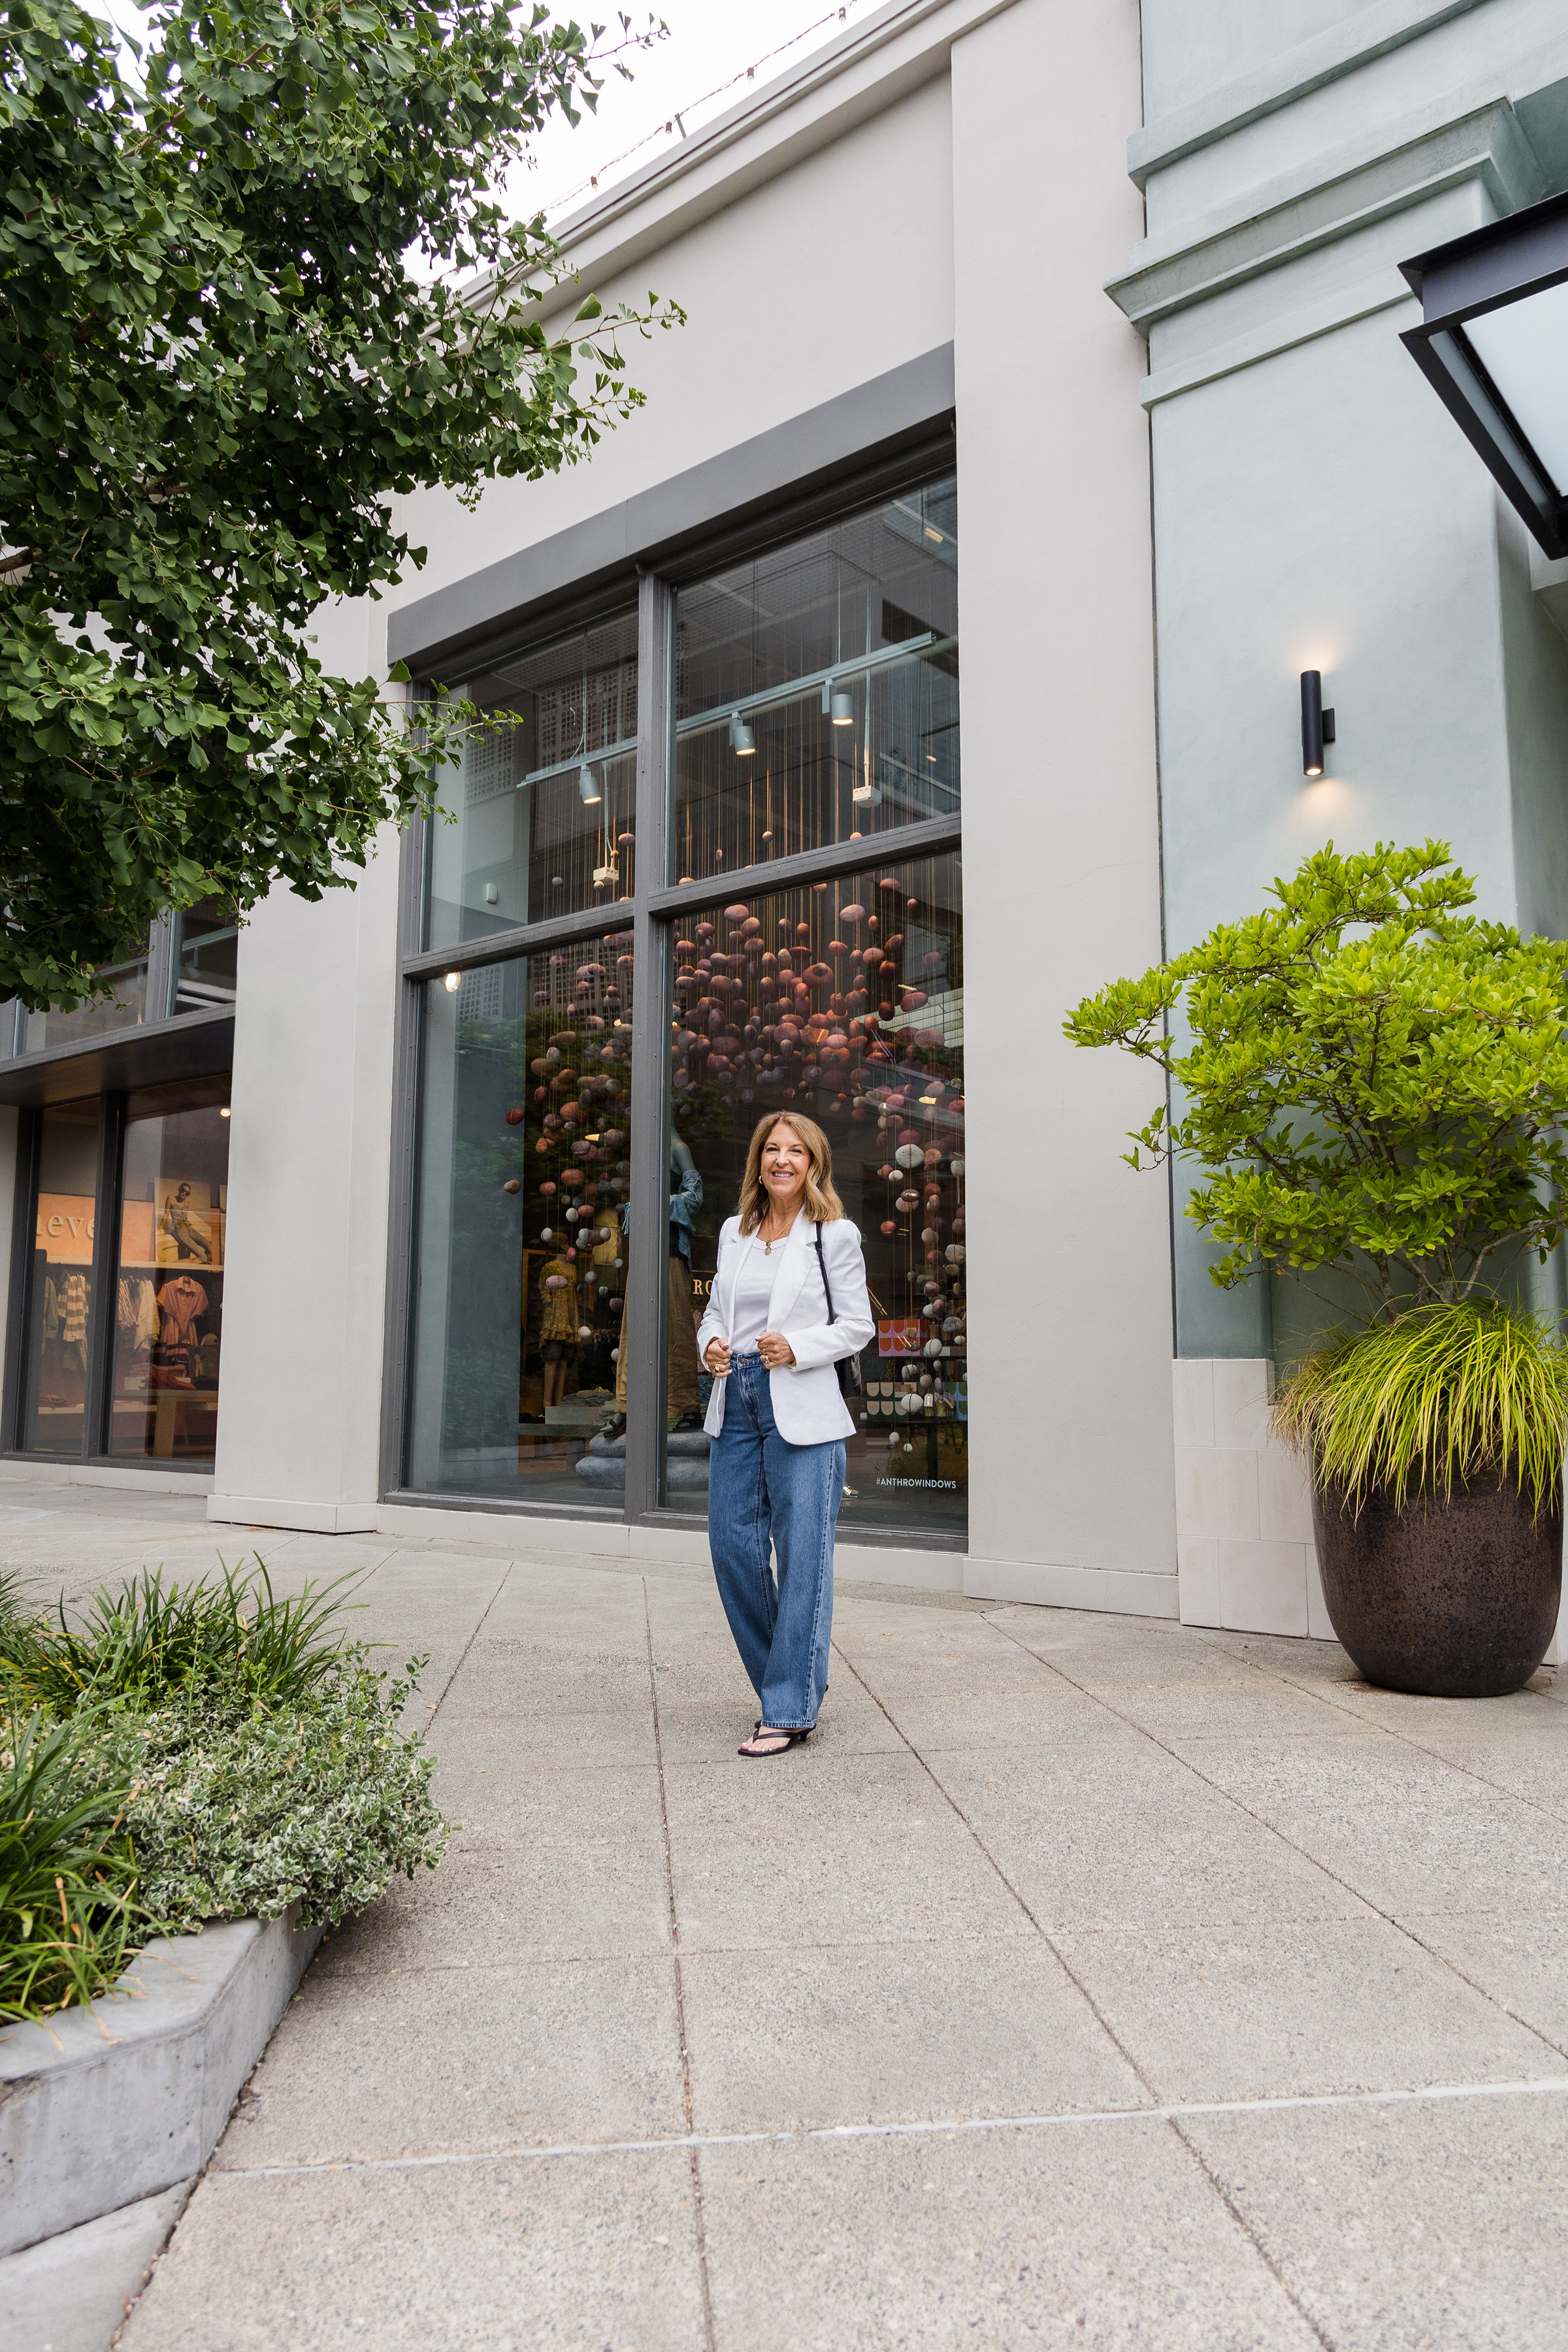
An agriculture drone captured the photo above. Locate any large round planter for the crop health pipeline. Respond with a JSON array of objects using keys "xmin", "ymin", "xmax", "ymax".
[{"xmin": 1311, "ymin": 1467, "xmax": 1562, "ymax": 1698}]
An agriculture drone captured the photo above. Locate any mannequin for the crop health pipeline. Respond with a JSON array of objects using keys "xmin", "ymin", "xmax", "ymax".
[
  {"xmin": 610, "ymin": 1135, "xmax": 704, "ymax": 1430},
  {"xmin": 538, "ymin": 1250, "xmax": 580, "ymax": 1411}
]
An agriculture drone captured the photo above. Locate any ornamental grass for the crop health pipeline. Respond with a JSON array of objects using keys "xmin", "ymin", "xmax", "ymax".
[{"xmin": 1273, "ymin": 1300, "xmax": 1568, "ymax": 1518}]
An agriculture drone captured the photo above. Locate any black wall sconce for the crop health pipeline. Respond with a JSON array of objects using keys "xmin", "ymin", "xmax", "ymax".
[{"xmin": 1301, "ymin": 672, "xmax": 1335, "ymax": 777}]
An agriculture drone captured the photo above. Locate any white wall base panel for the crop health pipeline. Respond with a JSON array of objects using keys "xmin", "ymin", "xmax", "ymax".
[
  {"xmin": 206, "ymin": 1495, "xmax": 377, "ymax": 1535},
  {"xmin": 964, "ymin": 1554, "xmax": 1180, "ymax": 1618}
]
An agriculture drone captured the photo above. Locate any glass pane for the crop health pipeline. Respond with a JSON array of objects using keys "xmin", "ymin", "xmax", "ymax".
[
  {"xmin": 20, "ymin": 1099, "xmax": 101, "ymax": 1454},
  {"xmin": 406, "ymin": 930, "xmax": 635, "ymax": 1502},
  {"xmin": 668, "ymin": 850, "xmax": 966, "ymax": 1537},
  {"xmin": 175, "ymin": 897, "xmax": 239, "ymax": 1015},
  {"xmin": 108, "ymin": 1079, "xmax": 230, "ymax": 1463},
  {"xmin": 672, "ymin": 474, "xmax": 958, "ymax": 884},
  {"xmin": 425, "ymin": 610, "xmax": 640, "ymax": 949},
  {"xmin": 22, "ymin": 943, "xmax": 150, "ymax": 1053}
]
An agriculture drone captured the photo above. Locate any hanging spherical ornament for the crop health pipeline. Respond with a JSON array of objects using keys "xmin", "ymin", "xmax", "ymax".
[
  {"xmin": 880, "ymin": 1219, "xmax": 896, "ymax": 1235},
  {"xmin": 725, "ymin": 903, "xmax": 750, "ymax": 923},
  {"xmin": 578, "ymin": 1324, "xmax": 593, "ymax": 1341},
  {"xmin": 894, "ymin": 1143, "xmax": 924, "ymax": 1169},
  {"xmin": 502, "ymin": 1177, "xmax": 521, "ymax": 1194},
  {"xmin": 924, "ymin": 1147, "xmax": 942, "ymax": 1168},
  {"xmin": 950, "ymin": 1155, "xmax": 966, "ymax": 1176},
  {"xmin": 924, "ymin": 1337, "xmax": 943, "ymax": 1358},
  {"xmin": 896, "ymin": 1188, "xmax": 920, "ymax": 1211},
  {"xmin": 546, "ymin": 1275, "xmax": 566, "ymax": 1290},
  {"xmin": 841, "ymin": 904, "xmax": 865, "ymax": 926}
]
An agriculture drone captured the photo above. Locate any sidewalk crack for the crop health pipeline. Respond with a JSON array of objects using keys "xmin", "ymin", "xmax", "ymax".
[{"xmin": 644, "ymin": 1578, "xmax": 718, "ymax": 2352}]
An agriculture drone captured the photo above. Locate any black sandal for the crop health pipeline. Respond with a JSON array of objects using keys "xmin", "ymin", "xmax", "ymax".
[{"xmin": 738, "ymin": 1720, "xmax": 812, "ymax": 1757}]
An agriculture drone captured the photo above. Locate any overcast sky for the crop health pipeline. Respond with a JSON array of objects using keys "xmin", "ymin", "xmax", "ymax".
[{"xmin": 102, "ymin": 3, "xmax": 874, "ymax": 227}]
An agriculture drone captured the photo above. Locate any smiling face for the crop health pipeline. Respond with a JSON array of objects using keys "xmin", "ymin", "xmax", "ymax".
[{"xmin": 760, "ymin": 1122, "xmax": 811, "ymax": 1218}]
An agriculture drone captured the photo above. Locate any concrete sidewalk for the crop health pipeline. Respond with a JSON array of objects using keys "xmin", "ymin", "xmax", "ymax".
[{"xmin": 5, "ymin": 1489, "xmax": 1568, "ymax": 2347}]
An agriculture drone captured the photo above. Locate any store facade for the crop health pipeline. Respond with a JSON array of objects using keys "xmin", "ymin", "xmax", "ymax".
[{"xmin": 5, "ymin": 0, "xmax": 1567, "ymax": 1642}]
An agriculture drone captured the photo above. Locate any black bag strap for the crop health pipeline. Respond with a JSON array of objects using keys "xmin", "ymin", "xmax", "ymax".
[{"xmin": 813, "ymin": 1222, "xmax": 836, "ymax": 1323}]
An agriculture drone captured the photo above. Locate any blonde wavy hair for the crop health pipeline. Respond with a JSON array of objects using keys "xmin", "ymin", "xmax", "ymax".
[{"xmin": 738, "ymin": 1111, "xmax": 844, "ymax": 1233}]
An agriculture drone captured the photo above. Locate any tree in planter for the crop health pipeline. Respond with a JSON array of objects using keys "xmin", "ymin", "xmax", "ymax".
[
  {"xmin": 1064, "ymin": 840, "xmax": 1568, "ymax": 1529},
  {"xmin": 0, "ymin": 0, "xmax": 681, "ymax": 1011}
]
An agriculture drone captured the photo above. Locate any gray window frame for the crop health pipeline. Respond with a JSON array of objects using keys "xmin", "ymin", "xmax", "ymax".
[{"xmin": 381, "ymin": 439, "xmax": 964, "ymax": 1545}]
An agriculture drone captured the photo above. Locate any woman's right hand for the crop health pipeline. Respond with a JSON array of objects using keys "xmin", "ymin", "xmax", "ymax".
[{"xmin": 704, "ymin": 1337, "xmax": 732, "ymax": 1376}]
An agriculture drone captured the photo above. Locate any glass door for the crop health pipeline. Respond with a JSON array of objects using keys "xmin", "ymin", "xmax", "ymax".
[
  {"xmin": 108, "ymin": 1077, "xmax": 230, "ymax": 1462},
  {"xmin": 19, "ymin": 1099, "xmax": 103, "ymax": 1454}
]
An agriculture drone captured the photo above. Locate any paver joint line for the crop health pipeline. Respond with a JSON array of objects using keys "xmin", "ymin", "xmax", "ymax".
[{"xmin": 212, "ymin": 2072, "xmax": 1568, "ymax": 2181}]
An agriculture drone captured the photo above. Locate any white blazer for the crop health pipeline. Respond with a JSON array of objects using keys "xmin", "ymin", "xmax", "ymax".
[{"xmin": 696, "ymin": 1213, "xmax": 876, "ymax": 1445}]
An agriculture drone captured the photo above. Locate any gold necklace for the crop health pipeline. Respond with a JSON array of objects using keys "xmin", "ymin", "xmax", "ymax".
[{"xmin": 762, "ymin": 1211, "xmax": 794, "ymax": 1256}]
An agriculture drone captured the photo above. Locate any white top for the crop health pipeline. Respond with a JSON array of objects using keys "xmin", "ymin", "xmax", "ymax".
[
  {"xmin": 728, "ymin": 1231, "xmax": 786, "ymax": 1353},
  {"xmin": 696, "ymin": 1213, "xmax": 876, "ymax": 1446}
]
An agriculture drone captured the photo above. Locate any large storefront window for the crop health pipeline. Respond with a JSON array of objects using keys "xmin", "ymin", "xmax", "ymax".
[
  {"xmin": 406, "ymin": 933, "xmax": 635, "ymax": 1501},
  {"xmin": 665, "ymin": 852, "xmax": 965, "ymax": 1535},
  {"xmin": 20, "ymin": 943, "xmax": 150, "ymax": 1054},
  {"xmin": 400, "ymin": 458, "xmax": 963, "ymax": 1541},
  {"xmin": 20, "ymin": 1100, "xmax": 101, "ymax": 1453},
  {"xmin": 109, "ymin": 1079, "xmax": 229, "ymax": 1462},
  {"xmin": 672, "ymin": 475, "xmax": 958, "ymax": 881},
  {"xmin": 426, "ymin": 610, "xmax": 640, "ymax": 949}
]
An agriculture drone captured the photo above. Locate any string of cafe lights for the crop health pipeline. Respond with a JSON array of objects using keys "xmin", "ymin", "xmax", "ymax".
[{"xmin": 534, "ymin": 1, "xmax": 872, "ymax": 220}]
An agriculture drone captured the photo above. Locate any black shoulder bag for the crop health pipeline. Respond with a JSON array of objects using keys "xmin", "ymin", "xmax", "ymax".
[{"xmin": 813, "ymin": 1221, "xmax": 864, "ymax": 1401}]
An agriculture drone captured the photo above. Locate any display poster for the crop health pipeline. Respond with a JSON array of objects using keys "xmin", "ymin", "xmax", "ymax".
[
  {"xmin": 36, "ymin": 1194, "xmax": 96, "ymax": 1264},
  {"xmin": 154, "ymin": 1181, "xmax": 222, "ymax": 1267}
]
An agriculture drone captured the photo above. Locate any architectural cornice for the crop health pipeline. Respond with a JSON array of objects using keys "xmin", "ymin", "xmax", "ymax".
[{"xmin": 1108, "ymin": 94, "xmax": 1544, "ymax": 330}]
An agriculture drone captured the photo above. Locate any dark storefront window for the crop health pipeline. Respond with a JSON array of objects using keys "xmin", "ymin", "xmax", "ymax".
[
  {"xmin": 174, "ymin": 900, "xmax": 239, "ymax": 1015},
  {"xmin": 400, "ymin": 458, "xmax": 962, "ymax": 1539},
  {"xmin": 19, "ymin": 1100, "xmax": 101, "ymax": 1453},
  {"xmin": 108, "ymin": 1079, "xmax": 229, "ymax": 1462},
  {"xmin": 672, "ymin": 475, "xmax": 958, "ymax": 882},
  {"xmin": 406, "ymin": 934, "xmax": 634, "ymax": 1502},
  {"xmin": 19, "ymin": 945, "xmax": 150, "ymax": 1054},
  {"xmin": 425, "ymin": 610, "xmax": 640, "ymax": 950}
]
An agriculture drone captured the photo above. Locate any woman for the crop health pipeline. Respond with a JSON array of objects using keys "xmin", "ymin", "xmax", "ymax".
[{"xmin": 696, "ymin": 1113, "xmax": 875, "ymax": 1757}]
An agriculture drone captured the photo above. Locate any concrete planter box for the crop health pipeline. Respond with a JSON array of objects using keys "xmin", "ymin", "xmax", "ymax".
[{"xmin": 0, "ymin": 1909, "xmax": 320, "ymax": 2259}]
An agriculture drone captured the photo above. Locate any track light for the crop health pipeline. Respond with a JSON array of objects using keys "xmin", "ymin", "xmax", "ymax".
[
  {"xmin": 728, "ymin": 711, "xmax": 755, "ymax": 756},
  {"xmin": 578, "ymin": 762, "xmax": 602, "ymax": 804},
  {"xmin": 443, "ymin": 972, "xmax": 461, "ymax": 993},
  {"xmin": 830, "ymin": 690, "xmax": 854, "ymax": 727},
  {"xmin": 1300, "ymin": 672, "xmax": 1336, "ymax": 777}
]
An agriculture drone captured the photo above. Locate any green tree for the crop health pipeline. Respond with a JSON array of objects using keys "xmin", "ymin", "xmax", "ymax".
[
  {"xmin": 1064, "ymin": 840, "xmax": 1568, "ymax": 1323},
  {"xmin": 0, "ymin": 0, "xmax": 680, "ymax": 1007}
]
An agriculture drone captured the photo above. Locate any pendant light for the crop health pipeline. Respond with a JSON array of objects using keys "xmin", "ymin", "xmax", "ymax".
[
  {"xmin": 830, "ymin": 690, "xmax": 854, "ymax": 727},
  {"xmin": 578, "ymin": 762, "xmax": 601, "ymax": 804}
]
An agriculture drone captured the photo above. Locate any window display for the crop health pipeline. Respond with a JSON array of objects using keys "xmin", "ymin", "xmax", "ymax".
[
  {"xmin": 108, "ymin": 1078, "xmax": 230, "ymax": 1462},
  {"xmin": 425, "ymin": 608, "xmax": 640, "ymax": 949},
  {"xmin": 662, "ymin": 852, "xmax": 965, "ymax": 1535},
  {"xmin": 672, "ymin": 475, "xmax": 958, "ymax": 883},
  {"xmin": 405, "ymin": 931, "xmax": 636, "ymax": 1502},
  {"xmin": 19, "ymin": 1099, "xmax": 101, "ymax": 1452}
]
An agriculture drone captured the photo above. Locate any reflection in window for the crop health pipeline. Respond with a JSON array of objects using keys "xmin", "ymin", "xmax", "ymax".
[
  {"xmin": 20, "ymin": 1100, "xmax": 101, "ymax": 1453},
  {"xmin": 672, "ymin": 474, "xmax": 958, "ymax": 884},
  {"xmin": 425, "ymin": 610, "xmax": 640, "ymax": 949},
  {"xmin": 174, "ymin": 898, "xmax": 238, "ymax": 1015},
  {"xmin": 21, "ymin": 942, "xmax": 150, "ymax": 1054},
  {"xmin": 406, "ymin": 933, "xmax": 636, "ymax": 1501},
  {"xmin": 666, "ymin": 851, "xmax": 966, "ymax": 1536},
  {"xmin": 108, "ymin": 1079, "xmax": 230, "ymax": 1463}
]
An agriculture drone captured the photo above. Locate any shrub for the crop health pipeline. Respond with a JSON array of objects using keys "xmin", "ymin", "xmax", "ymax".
[
  {"xmin": 1064, "ymin": 840, "xmax": 1568, "ymax": 1323},
  {"xmin": 1274, "ymin": 1299, "xmax": 1568, "ymax": 1517},
  {"xmin": 66, "ymin": 1659, "xmax": 447, "ymax": 1929},
  {"xmin": 0, "ymin": 1712, "xmax": 148, "ymax": 2024}
]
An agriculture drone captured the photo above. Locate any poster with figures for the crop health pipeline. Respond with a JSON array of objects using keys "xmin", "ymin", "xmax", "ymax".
[{"xmin": 155, "ymin": 1180, "xmax": 219, "ymax": 1266}]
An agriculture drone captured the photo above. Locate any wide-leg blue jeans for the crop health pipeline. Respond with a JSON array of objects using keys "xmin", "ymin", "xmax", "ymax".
[{"xmin": 708, "ymin": 1353, "xmax": 844, "ymax": 1731}]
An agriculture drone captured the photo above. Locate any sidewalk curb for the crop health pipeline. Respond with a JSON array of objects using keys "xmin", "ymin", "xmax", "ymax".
[{"xmin": 0, "ymin": 1909, "xmax": 320, "ymax": 2259}]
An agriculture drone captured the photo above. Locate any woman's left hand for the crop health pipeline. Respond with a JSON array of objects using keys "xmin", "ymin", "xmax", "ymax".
[{"xmin": 759, "ymin": 1331, "xmax": 796, "ymax": 1369}]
